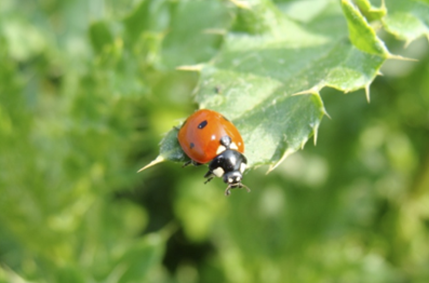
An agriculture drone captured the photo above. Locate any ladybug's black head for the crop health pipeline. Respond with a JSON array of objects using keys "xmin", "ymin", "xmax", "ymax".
[
  {"xmin": 223, "ymin": 171, "xmax": 242, "ymax": 186},
  {"xmin": 208, "ymin": 149, "xmax": 249, "ymax": 196}
]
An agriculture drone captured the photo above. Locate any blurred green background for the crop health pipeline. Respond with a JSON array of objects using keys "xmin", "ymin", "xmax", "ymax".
[{"xmin": 1, "ymin": 0, "xmax": 429, "ymax": 282}]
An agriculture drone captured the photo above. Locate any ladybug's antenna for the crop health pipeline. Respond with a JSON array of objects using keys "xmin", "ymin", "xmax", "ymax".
[{"xmin": 224, "ymin": 183, "xmax": 251, "ymax": 196}]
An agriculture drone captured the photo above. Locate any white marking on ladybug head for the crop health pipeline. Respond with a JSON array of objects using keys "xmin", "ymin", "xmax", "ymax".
[
  {"xmin": 216, "ymin": 145, "xmax": 227, "ymax": 155},
  {"xmin": 212, "ymin": 167, "xmax": 225, "ymax": 177},
  {"xmin": 228, "ymin": 177, "xmax": 233, "ymax": 183},
  {"xmin": 230, "ymin": 142, "xmax": 238, "ymax": 150},
  {"xmin": 240, "ymin": 163, "xmax": 247, "ymax": 173}
]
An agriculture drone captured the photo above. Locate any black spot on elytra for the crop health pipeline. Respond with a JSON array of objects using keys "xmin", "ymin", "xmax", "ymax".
[
  {"xmin": 190, "ymin": 142, "xmax": 195, "ymax": 149},
  {"xmin": 198, "ymin": 120, "xmax": 208, "ymax": 129}
]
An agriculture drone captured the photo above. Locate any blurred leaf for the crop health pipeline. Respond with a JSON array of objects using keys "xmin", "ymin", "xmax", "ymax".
[
  {"xmin": 122, "ymin": 0, "xmax": 169, "ymax": 43},
  {"xmin": 89, "ymin": 21, "xmax": 114, "ymax": 53},
  {"xmin": 115, "ymin": 234, "xmax": 165, "ymax": 283},
  {"xmin": 1, "ymin": 19, "xmax": 46, "ymax": 61},
  {"xmin": 55, "ymin": 266, "xmax": 86, "ymax": 283},
  {"xmin": 382, "ymin": 0, "xmax": 429, "ymax": 43},
  {"xmin": 354, "ymin": 0, "xmax": 386, "ymax": 22},
  {"xmin": 175, "ymin": 177, "xmax": 227, "ymax": 241},
  {"xmin": 0, "ymin": 2, "xmax": 154, "ymax": 280},
  {"xmin": 0, "ymin": 267, "xmax": 33, "ymax": 283},
  {"xmin": 161, "ymin": 1, "xmax": 232, "ymax": 68}
]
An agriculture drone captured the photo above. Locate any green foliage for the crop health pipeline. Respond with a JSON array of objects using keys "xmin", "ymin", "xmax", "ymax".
[
  {"xmin": 1, "ymin": 0, "xmax": 429, "ymax": 282},
  {"xmin": 157, "ymin": 0, "xmax": 391, "ymax": 169}
]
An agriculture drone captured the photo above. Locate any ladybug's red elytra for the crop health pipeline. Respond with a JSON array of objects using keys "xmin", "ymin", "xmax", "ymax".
[{"xmin": 178, "ymin": 109, "xmax": 249, "ymax": 196}]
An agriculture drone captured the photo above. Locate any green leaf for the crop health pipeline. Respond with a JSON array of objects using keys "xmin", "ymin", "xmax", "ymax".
[
  {"xmin": 0, "ymin": 267, "xmax": 32, "ymax": 283},
  {"xmin": 1, "ymin": 18, "xmax": 46, "ymax": 61},
  {"xmin": 341, "ymin": 0, "xmax": 388, "ymax": 56},
  {"xmin": 354, "ymin": 0, "xmax": 386, "ymax": 22},
  {"xmin": 149, "ymin": 0, "xmax": 388, "ymax": 170},
  {"xmin": 89, "ymin": 21, "xmax": 114, "ymax": 53},
  {"xmin": 122, "ymin": 0, "xmax": 169, "ymax": 39},
  {"xmin": 114, "ymin": 234, "xmax": 165, "ymax": 283},
  {"xmin": 161, "ymin": 1, "xmax": 232, "ymax": 68},
  {"xmin": 382, "ymin": 0, "xmax": 429, "ymax": 43},
  {"xmin": 159, "ymin": 128, "xmax": 188, "ymax": 163},
  {"xmin": 54, "ymin": 266, "xmax": 86, "ymax": 283}
]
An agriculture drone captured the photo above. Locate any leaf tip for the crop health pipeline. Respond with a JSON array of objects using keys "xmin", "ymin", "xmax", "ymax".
[
  {"xmin": 292, "ymin": 86, "xmax": 321, "ymax": 97},
  {"xmin": 266, "ymin": 148, "xmax": 295, "ymax": 174},
  {"xmin": 312, "ymin": 124, "xmax": 320, "ymax": 146},
  {"xmin": 323, "ymin": 108, "xmax": 331, "ymax": 120},
  {"xmin": 299, "ymin": 139, "xmax": 307, "ymax": 150},
  {"xmin": 387, "ymin": 54, "xmax": 418, "ymax": 62},
  {"xmin": 365, "ymin": 84, "xmax": 371, "ymax": 103},
  {"xmin": 137, "ymin": 156, "xmax": 165, "ymax": 173}
]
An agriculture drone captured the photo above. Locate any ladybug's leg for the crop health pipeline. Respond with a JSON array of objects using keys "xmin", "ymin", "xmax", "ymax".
[
  {"xmin": 183, "ymin": 160, "xmax": 202, "ymax": 168},
  {"xmin": 182, "ymin": 160, "xmax": 192, "ymax": 167},
  {"xmin": 224, "ymin": 185, "xmax": 232, "ymax": 196},
  {"xmin": 204, "ymin": 170, "xmax": 214, "ymax": 184}
]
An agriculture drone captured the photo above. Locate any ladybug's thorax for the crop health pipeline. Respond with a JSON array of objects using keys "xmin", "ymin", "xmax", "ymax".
[{"xmin": 208, "ymin": 149, "xmax": 247, "ymax": 186}]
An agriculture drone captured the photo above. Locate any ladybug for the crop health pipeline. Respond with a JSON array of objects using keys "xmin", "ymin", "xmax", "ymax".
[{"xmin": 178, "ymin": 109, "xmax": 249, "ymax": 196}]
